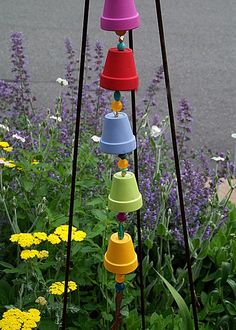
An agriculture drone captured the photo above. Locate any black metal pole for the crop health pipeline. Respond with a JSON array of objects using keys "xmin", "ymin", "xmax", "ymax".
[
  {"xmin": 61, "ymin": 0, "xmax": 90, "ymax": 329},
  {"xmin": 128, "ymin": 30, "xmax": 146, "ymax": 330},
  {"xmin": 154, "ymin": 1, "xmax": 199, "ymax": 329}
]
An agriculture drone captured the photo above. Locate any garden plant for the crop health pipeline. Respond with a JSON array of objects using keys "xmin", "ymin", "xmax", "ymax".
[{"xmin": 0, "ymin": 32, "xmax": 236, "ymax": 329}]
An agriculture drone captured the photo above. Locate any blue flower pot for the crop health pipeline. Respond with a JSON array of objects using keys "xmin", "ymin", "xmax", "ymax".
[{"xmin": 100, "ymin": 112, "xmax": 136, "ymax": 154}]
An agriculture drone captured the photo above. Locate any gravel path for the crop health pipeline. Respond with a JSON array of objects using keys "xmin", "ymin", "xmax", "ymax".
[{"xmin": 0, "ymin": 0, "xmax": 236, "ymax": 154}]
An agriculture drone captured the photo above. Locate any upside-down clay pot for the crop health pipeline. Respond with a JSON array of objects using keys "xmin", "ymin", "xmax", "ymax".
[
  {"xmin": 108, "ymin": 171, "xmax": 143, "ymax": 212},
  {"xmin": 100, "ymin": 48, "xmax": 139, "ymax": 91},
  {"xmin": 104, "ymin": 232, "xmax": 138, "ymax": 274},
  {"xmin": 100, "ymin": 0, "xmax": 140, "ymax": 31},
  {"xmin": 100, "ymin": 112, "xmax": 136, "ymax": 155}
]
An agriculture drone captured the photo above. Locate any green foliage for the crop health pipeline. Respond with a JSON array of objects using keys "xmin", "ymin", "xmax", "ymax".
[{"xmin": 0, "ymin": 34, "xmax": 236, "ymax": 329}]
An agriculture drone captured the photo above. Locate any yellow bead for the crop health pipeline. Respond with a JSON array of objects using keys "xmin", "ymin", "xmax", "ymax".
[
  {"xmin": 115, "ymin": 274, "xmax": 126, "ymax": 283},
  {"xmin": 118, "ymin": 159, "xmax": 128, "ymax": 169},
  {"xmin": 111, "ymin": 100, "xmax": 123, "ymax": 112}
]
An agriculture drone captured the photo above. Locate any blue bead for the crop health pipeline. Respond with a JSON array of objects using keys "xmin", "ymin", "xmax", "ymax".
[
  {"xmin": 114, "ymin": 91, "xmax": 121, "ymax": 101},
  {"xmin": 115, "ymin": 282, "xmax": 125, "ymax": 292},
  {"xmin": 117, "ymin": 42, "xmax": 126, "ymax": 51}
]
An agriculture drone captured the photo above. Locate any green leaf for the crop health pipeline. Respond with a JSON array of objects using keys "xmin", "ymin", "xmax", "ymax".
[
  {"xmin": 0, "ymin": 261, "xmax": 14, "ymax": 269},
  {"xmin": 224, "ymin": 300, "xmax": 236, "ymax": 316},
  {"xmin": 153, "ymin": 268, "xmax": 194, "ymax": 330},
  {"xmin": 86, "ymin": 197, "xmax": 104, "ymax": 207},
  {"xmin": 101, "ymin": 311, "xmax": 113, "ymax": 321},
  {"xmin": 200, "ymin": 291, "xmax": 208, "ymax": 306},
  {"xmin": 3, "ymin": 267, "xmax": 26, "ymax": 274},
  {"xmin": 150, "ymin": 312, "xmax": 160, "ymax": 325},
  {"xmin": 144, "ymin": 238, "xmax": 153, "ymax": 249},
  {"xmin": 39, "ymin": 318, "xmax": 57, "ymax": 330},
  {"xmin": 0, "ymin": 280, "xmax": 13, "ymax": 305},
  {"xmin": 227, "ymin": 279, "xmax": 236, "ymax": 299},
  {"xmin": 91, "ymin": 209, "xmax": 107, "ymax": 222},
  {"xmin": 157, "ymin": 223, "xmax": 167, "ymax": 236},
  {"xmin": 22, "ymin": 178, "xmax": 34, "ymax": 192},
  {"xmin": 87, "ymin": 224, "xmax": 106, "ymax": 239},
  {"xmin": 220, "ymin": 262, "xmax": 231, "ymax": 285}
]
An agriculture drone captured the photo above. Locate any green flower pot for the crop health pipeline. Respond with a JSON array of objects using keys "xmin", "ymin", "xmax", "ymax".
[{"xmin": 108, "ymin": 171, "xmax": 142, "ymax": 212}]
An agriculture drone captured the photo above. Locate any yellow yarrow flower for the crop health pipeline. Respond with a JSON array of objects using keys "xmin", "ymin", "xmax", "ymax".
[
  {"xmin": 4, "ymin": 160, "xmax": 16, "ymax": 168},
  {"xmin": 20, "ymin": 249, "xmax": 49, "ymax": 260},
  {"xmin": 33, "ymin": 232, "xmax": 47, "ymax": 241},
  {"xmin": 35, "ymin": 296, "xmax": 47, "ymax": 306},
  {"xmin": 54, "ymin": 225, "xmax": 77, "ymax": 236},
  {"xmin": 49, "ymin": 281, "xmax": 77, "ymax": 295},
  {"xmin": 47, "ymin": 233, "xmax": 61, "ymax": 244},
  {"xmin": 28, "ymin": 309, "xmax": 40, "ymax": 322},
  {"xmin": 0, "ymin": 141, "xmax": 9, "ymax": 148},
  {"xmin": 10, "ymin": 232, "xmax": 47, "ymax": 248},
  {"xmin": 21, "ymin": 250, "xmax": 39, "ymax": 260},
  {"xmin": 68, "ymin": 281, "xmax": 77, "ymax": 291},
  {"xmin": 0, "ymin": 308, "xmax": 40, "ymax": 330},
  {"xmin": 10, "ymin": 233, "xmax": 35, "ymax": 248},
  {"xmin": 31, "ymin": 159, "xmax": 39, "ymax": 165},
  {"xmin": 47, "ymin": 225, "xmax": 86, "ymax": 244},
  {"xmin": 37, "ymin": 250, "xmax": 49, "ymax": 259},
  {"xmin": 3, "ymin": 146, "xmax": 13, "ymax": 153},
  {"xmin": 73, "ymin": 230, "xmax": 87, "ymax": 241}
]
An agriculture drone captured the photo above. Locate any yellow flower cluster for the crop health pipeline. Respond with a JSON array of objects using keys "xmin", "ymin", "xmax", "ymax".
[
  {"xmin": 35, "ymin": 296, "xmax": 47, "ymax": 306},
  {"xmin": 31, "ymin": 159, "xmax": 39, "ymax": 165},
  {"xmin": 0, "ymin": 141, "xmax": 13, "ymax": 153},
  {"xmin": 49, "ymin": 281, "xmax": 77, "ymax": 295},
  {"xmin": 20, "ymin": 249, "xmax": 49, "ymax": 260},
  {"xmin": 0, "ymin": 308, "xmax": 40, "ymax": 330},
  {"xmin": 47, "ymin": 225, "xmax": 86, "ymax": 244},
  {"xmin": 0, "ymin": 158, "xmax": 16, "ymax": 168},
  {"xmin": 10, "ymin": 232, "xmax": 49, "ymax": 261},
  {"xmin": 10, "ymin": 232, "xmax": 47, "ymax": 248}
]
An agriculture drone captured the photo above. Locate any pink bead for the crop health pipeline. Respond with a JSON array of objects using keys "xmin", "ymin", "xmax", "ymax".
[{"xmin": 116, "ymin": 212, "xmax": 127, "ymax": 222}]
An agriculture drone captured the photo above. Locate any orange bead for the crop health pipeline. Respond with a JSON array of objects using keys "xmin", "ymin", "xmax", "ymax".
[
  {"xmin": 111, "ymin": 100, "xmax": 123, "ymax": 112},
  {"xmin": 115, "ymin": 274, "xmax": 126, "ymax": 283},
  {"xmin": 118, "ymin": 159, "xmax": 128, "ymax": 169},
  {"xmin": 115, "ymin": 30, "xmax": 127, "ymax": 37}
]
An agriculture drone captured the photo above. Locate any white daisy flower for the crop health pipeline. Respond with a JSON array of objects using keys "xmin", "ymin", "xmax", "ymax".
[
  {"xmin": 12, "ymin": 134, "xmax": 25, "ymax": 143},
  {"xmin": 56, "ymin": 78, "xmax": 68, "ymax": 86},
  {"xmin": 151, "ymin": 125, "xmax": 162, "ymax": 138},
  {"xmin": 211, "ymin": 156, "xmax": 225, "ymax": 162},
  {"xmin": 91, "ymin": 135, "xmax": 101, "ymax": 143},
  {"xmin": 0, "ymin": 124, "xmax": 9, "ymax": 131},
  {"xmin": 49, "ymin": 116, "xmax": 62, "ymax": 122}
]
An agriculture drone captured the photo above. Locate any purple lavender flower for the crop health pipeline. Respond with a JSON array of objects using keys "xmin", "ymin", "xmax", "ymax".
[
  {"xmin": 176, "ymin": 98, "xmax": 193, "ymax": 157},
  {"xmin": 10, "ymin": 32, "xmax": 35, "ymax": 119},
  {"xmin": 0, "ymin": 80, "xmax": 16, "ymax": 114},
  {"xmin": 64, "ymin": 37, "xmax": 79, "ymax": 110}
]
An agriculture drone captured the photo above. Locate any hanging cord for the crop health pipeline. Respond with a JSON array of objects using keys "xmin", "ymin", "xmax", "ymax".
[
  {"xmin": 111, "ymin": 291, "xmax": 123, "ymax": 330},
  {"xmin": 154, "ymin": 0, "xmax": 199, "ymax": 329},
  {"xmin": 128, "ymin": 30, "xmax": 146, "ymax": 330},
  {"xmin": 61, "ymin": 0, "xmax": 90, "ymax": 329}
]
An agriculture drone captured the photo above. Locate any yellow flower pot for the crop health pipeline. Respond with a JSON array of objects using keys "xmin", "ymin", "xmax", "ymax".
[{"xmin": 104, "ymin": 232, "xmax": 138, "ymax": 274}]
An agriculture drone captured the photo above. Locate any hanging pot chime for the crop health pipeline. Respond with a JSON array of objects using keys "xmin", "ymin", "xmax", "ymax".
[
  {"xmin": 101, "ymin": 0, "xmax": 140, "ymax": 31},
  {"xmin": 99, "ymin": 0, "xmax": 141, "ymax": 327}
]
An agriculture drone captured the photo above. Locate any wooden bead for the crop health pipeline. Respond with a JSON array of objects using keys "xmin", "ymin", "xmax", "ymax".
[{"xmin": 115, "ymin": 30, "xmax": 127, "ymax": 37}]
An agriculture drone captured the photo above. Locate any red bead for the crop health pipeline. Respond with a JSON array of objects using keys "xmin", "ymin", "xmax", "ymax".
[{"xmin": 116, "ymin": 213, "xmax": 127, "ymax": 222}]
